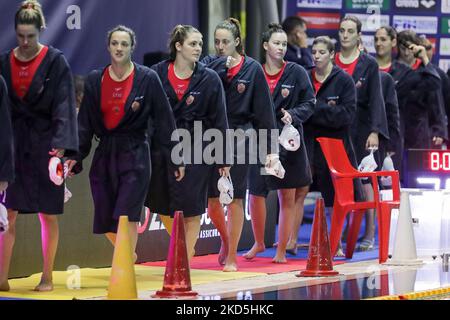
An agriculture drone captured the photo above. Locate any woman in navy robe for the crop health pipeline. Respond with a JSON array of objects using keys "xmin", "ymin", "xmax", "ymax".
[
  {"xmin": 202, "ymin": 18, "xmax": 279, "ymax": 272},
  {"xmin": 246, "ymin": 24, "xmax": 315, "ymax": 263},
  {"xmin": 304, "ymin": 36, "xmax": 363, "ymax": 256},
  {"xmin": 335, "ymin": 16, "xmax": 389, "ymax": 251},
  {"xmin": 0, "ymin": 1, "xmax": 78, "ymax": 292},
  {"xmin": 146, "ymin": 25, "xmax": 229, "ymax": 262},
  {"xmin": 374, "ymin": 26, "xmax": 442, "ymax": 171},
  {"xmin": 0, "ymin": 76, "xmax": 14, "ymax": 193},
  {"xmin": 66, "ymin": 26, "xmax": 182, "ymax": 265}
]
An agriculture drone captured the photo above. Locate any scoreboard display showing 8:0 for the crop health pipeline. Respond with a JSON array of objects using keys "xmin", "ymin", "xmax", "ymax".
[{"xmin": 405, "ymin": 149, "xmax": 450, "ymax": 190}]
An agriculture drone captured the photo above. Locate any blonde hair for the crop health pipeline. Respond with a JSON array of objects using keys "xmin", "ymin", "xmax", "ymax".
[{"xmin": 15, "ymin": 0, "xmax": 46, "ymax": 30}]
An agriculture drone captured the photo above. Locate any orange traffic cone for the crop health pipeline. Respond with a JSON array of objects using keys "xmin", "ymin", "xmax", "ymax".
[
  {"xmin": 153, "ymin": 211, "xmax": 198, "ymax": 298},
  {"xmin": 107, "ymin": 215, "xmax": 138, "ymax": 299},
  {"xmin": 297, "ymin": 198, "xmax": 339, "ymax": 277}
]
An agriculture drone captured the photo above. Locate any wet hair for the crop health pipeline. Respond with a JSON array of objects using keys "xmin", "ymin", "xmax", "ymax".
[
  {"xmin": 261, "ymin": 23, "xmax": 286, "ymax": 44},
  {"xmin": 168, "ymin": 24, "xmax": 201, "ymax": 61},
  {"xmin": 15, "ymin": 0, "xmax": 46, "ymax": 30},
  {"xmin": 397, "ymin": 29, "xmax": 423, "ymax": 50},
  {"xmin": 376, "ymin": 26, "xmax": 397, "ymax": 41},
  {"xmin": 340, "ymin": 16, "xmax": 362, "ymax": 33},
  {"xmin": 312, "ymin": 36, "xmax": 335, "ymax": 53},
  {"xmin": 215, "ymin": 18, "xmax": 244, "ymax": 55},
  {"xmin": 281, "ymin": 16, "xmax": 307, "ymax": 35},
  {"xmin": 396, "ymin": 30, "xmax": 425, "ymax": 59},
  {"xmin": 107, "ymin": 25, "xmax": 137, "ymax": 51}
]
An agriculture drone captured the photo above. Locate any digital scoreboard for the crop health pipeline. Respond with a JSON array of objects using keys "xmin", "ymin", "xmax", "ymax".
[{"xmin": 405, "ymin": 149, "xmax": 450, "ymax": 190}]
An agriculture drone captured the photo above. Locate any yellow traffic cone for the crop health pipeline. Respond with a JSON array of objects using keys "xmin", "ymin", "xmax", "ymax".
[{"xmin": 107, "ymin": 215, "xmax": 138, "ymax": 300}]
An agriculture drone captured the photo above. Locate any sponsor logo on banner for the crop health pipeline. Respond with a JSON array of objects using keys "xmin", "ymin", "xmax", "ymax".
[
  {"xmin": 297, "ymin": 0, "xmax": 342, "ymax": 9},
  {"xmin": 442, "ymin": 17, "xmax": 450, "ymax": 34},
  {"xmin": 393, "ymin": 15, "xmax": 438, "ymax": 34},
  {"xmin": 301, "ymin": 12, "xmax": 341, "ymax": 30},
  {"xmin": 443, "ymin": 0, "xmax": 450, "ymax": 13},
  {"xmin": 440, "ymin": 38, "xmax": 450, "ymax": 56},
  {"xmin": 345, "ymin": 0, "xmax": 390, "ymax": 10},
  {"xmin": 346, "ymin": 13, "xmax": 390, "ymax": 32},
  {"xmin": 394, "ymin": 0, "xmax": 436, "ymax": 10},
  {"xmin": 439, "ymin": 59, "xmax": 450, "ymax": 72},
  {"xmin": 361, "ymin": 35, "xmax": 376, "ymax": 54}
]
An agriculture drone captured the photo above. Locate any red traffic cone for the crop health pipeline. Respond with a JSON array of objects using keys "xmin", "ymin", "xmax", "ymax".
[
  {"xmin": 153, "ymin": 211, "xmax": 198, "ymax": 298},
  {"xmin": 297, "ymin": 198, "xmax": 339, "ymax": 277}
]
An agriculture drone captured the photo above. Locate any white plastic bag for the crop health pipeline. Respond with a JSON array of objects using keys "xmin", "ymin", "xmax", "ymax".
[
  {"xmin": 49, "ymin": 157, "xmax": 73, "ymax": 203},
  {"xmin": 48, "ymin": 157, "xmax": 64, "ymax": 186},
  {"xmin": 0, "ymin": 192, "xmax": 8, "ymax": 234},
  {"xmin": 64, "ymin": 185, "xmax": 73, "ymax": 203},
  {"xmin": 265, "ymin": 154, "xmax": 285, "ymax": 179},
  {"xmin": 217, "ymin": 175, "xmax": 234, "ymax": 205},
  {"xmin": 380, "ymin": 154, "xmax": 395, "ymax": 187},
  {"xmin": 279, "ymin": 124, "xmax": 300, "ymax": 151},
  {"xmin": 358, "ymin": 148, "xmax": 378, "ymax": 179}
]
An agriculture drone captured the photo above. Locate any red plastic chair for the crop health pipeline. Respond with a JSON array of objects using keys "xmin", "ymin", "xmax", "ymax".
[{"xmin": 317, "ymin": 137, "xmax": 400, "ymax": 263}]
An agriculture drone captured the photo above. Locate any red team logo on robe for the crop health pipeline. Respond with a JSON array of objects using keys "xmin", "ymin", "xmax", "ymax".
[
  {"xmin": 281, "ymin": 88, "xmax": 290, "ymax": 98},
  {"xmin": 186, "ymin": 95, "xmax": 195, "ymax": 106},
  {"xmin": 237, "ymin": 83, "xmax": 246, "ymax": 94}
]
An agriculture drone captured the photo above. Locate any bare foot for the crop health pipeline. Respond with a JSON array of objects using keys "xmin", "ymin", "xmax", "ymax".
[
  {"xmin": 218, "ymin": 240, "xmax": 228, "ymax": 266},
  {"xmin": 34, "ymin": 279, "xmax": 54, "ymax": 292},
  {"xmin": 272, "ymin": 252, "xmax": 287, "ymax": 264},
  {"xmin": 243, "ymin": 243, "xmax": 265, "ymax": 260},
  {"xmin": 0, "ymin": 280, "xmax": 10, "ymax": 291},
  {"xmin": 133, "ymin": 253, "xmax": 138, "ymax": 264},
  {"xmin": 223, "ymin": 263, "xmax": 237, "ymax": 272}
]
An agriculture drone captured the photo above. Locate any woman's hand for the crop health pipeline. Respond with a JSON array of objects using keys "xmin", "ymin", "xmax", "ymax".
[
  {"xmin": 281, "ymin": 108, "xmax": 292, "ymax": 125},
  {"xmin": 218, "ymin": 166, "xmax": 230, "ymax": 177},
  {"xmin": 432, "ymin": 136, "xmax": 444, "ymax": 146},
  {"xmin": 365, "ymin": 132, "xmax": 379, "ymax": 150},
  {"xmin": 174, "ymin": 166, "xmax": 185, "ymax": 181},
  {"xmin": 65, "ymin": 159, "xmax": 78, "ymax": 178},
  {"xmin": 49, "ymin": 148, "xmax": 65, "ymax": 158}
]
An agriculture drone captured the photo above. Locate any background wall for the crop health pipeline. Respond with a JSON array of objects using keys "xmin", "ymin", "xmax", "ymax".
[
  {"xmin": 286, "ymin": 0, "xmax": 450, "ymax": 71},
  {"xmin": 0, "ymin": 0, "xmax": 199, "ymax": 75}
]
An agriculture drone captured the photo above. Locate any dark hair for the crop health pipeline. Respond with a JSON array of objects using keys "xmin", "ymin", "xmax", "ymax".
[
  {"xmin": 168, "ymin": 24, "xmax": 201, "ymax": 61},
  {"xmin": 312, "ymin": 36, "xmax": 335, "ymax": 53},
  {"xmin": 397, "ymin": 29, "xmax": 422, "ymax": 47},
  {"xmin": 376, "ymin": 26, "xmax": 397, "ymax": 41},
  {"xmin": 282, "ymin": 16, "xmax": 307, "ymax": 35},
  {"xmin": 215, "ymin": 18, "xmax": 244, "ymax": 55},
  {"xmin": 107, "ymin": 25, "xmax": 137, "ymax": 51},
  {"xmin": 396, "ymin": 30, "xmax": 424, "ymax": 59},
  {"xmin": 340, "ymin": 16, "xmax": 362, "ymax": 33},
  {"xmin": 262, "ymin": 23, "xmax": 285, "ymax": 44},
  {"xmin": 15, "ymin": 0, "xmax": 46, "ymax": 30}
]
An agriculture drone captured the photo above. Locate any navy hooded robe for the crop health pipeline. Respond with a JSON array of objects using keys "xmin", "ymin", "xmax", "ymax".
[
  {"xmin": 0, "ymin": 46, "xmax": 78, "ymax": 214},
  {"xmin": 72, "ymin": 63, "xmax": 179, "ymax": 234},
  {"xmin": 146, "ymin": 60, "xmax": 229, "ymax": 217}
]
